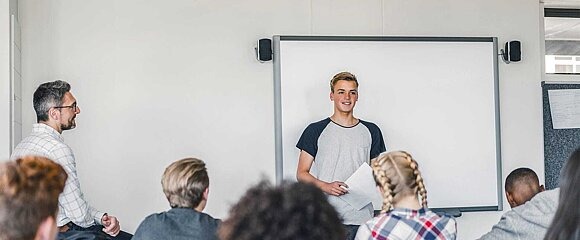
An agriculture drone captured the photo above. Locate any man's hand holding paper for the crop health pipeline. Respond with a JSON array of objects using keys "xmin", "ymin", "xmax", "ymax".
[{"xmin": 339, "ymin": 163, "xmax": 383, "ymax": 210}]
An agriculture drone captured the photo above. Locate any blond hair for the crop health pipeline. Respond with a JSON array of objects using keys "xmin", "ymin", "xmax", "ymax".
[
  {"xmin": 371, "ymin": 151, "xmax": 428, "ymax": 213},
  {"xmin": 330, "ymin": 71, "xmax": 359, "ymax": 92},
  {"xmin": 162, "ymin": 158, "xmax": 209, "ymax": 208}
]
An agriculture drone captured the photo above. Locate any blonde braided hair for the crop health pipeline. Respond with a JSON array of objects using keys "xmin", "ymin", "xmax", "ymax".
[
  {"xmin": 371, "ymin": 151, "xmax": 428, "ymax": 213},
  {"xmin": 371, "ymin": 156, "xmax": 394, "ymax": 212}
]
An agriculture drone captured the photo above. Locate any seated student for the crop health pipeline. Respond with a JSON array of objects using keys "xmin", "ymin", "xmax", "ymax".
[
  {"xmin": 478, "ymin": 189, "xmax": 559, "ymax": 240},
  {"xmin": 479, "ymin": 176, "xmax": 564, "ymax": 239},
  {"xmin": 544, "ymin": 148, "xmax": 580, "ymax": 240},
  {"xmin": 133, "ymin": 158, "xmax": 220, "ymax": 240},
  {"xmin": 0, "ymin": 156, "xmax": 67, "ymax": 240},
  {"xmin": 355, "ymin": 151, "xmax": 457, "ymax": 240},
  {"xmin": 505, "ymin": 167, "xmax": 545, "ymax": 208},
  {"xmin": 218, "ymin": 180, "xmax": 345, "ymax": 240}
]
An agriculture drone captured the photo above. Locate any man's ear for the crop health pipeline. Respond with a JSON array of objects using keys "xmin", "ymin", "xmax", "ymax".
[
  {"xmin": 203, "ymin": 187, "xmax": 209, "ymax": 201},
  {"xmin": 329, "ymin": 91, "xmax": 334, "ymax": 101},
  {"xmin": 48, "ymin": 108, "xmax": 60, "ymax": 121},
  {"xmin": 35, "ymin": 217, "xmax": 56, "ymax": 240},
  {"xmin": 506, "ymin": 191, "xmax": 516, "ymax": 208},
  {"xmin": 539, "ymin": 185, "xmax": 545, "ymax": 192}
]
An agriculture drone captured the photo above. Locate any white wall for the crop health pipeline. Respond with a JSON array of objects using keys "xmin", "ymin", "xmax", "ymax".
[
  {"xmin": 378, "ymin": 1, "xmax": 544, "ymax": 239},
  {"xmin": 0, "ymin": 0, "xmax": 9, "ymax": 160},
  {"xmin": 1, "ymin": 0, "xmax": 20, "ymax": 160},
  {"xmin": 19, "ymin": 0, "xmax": 543, "ymax": 239}
]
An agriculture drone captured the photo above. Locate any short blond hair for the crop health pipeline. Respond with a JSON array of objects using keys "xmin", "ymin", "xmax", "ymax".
[
  {"xmin": 161, "ymin": 158, "xmax": 209, "ymax": 208},
  {"xmin": 330, "ymin": 71, "xmax": 359, "ymax": 92}
]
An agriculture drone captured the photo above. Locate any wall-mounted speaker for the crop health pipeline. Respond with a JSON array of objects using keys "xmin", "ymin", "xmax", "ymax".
[
  {"xmin": 256, "ymin": 38, "xmax": 272, "ymax": 62},
  {"xmin": 501, "ymin": 40, "xmax": 521, "ymax": 64}
]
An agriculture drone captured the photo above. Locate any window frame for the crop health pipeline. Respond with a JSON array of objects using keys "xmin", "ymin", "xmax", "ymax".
[{"xmin": 544, "ymin": 8, "xmax": 580, "ymax": 76}]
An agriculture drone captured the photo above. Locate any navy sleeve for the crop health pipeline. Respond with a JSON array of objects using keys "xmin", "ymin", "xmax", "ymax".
[
  {"xmin": 296, "ymin": 118, "xmax": 331, "ymax": 158},
  {"xmin": 361, "ymin": 120, "xmax": 386, "ymax": 159}
]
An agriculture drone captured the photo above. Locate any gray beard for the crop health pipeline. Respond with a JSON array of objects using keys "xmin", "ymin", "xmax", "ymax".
[{"xmin": 61, "ymin": 120, "xmax": 76, "ymax": 131}]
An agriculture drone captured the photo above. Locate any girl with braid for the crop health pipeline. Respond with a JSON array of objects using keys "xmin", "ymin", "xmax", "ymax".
[{"xmin": 354, "ymin": 151, "xmax": 457, "ymax": 240}]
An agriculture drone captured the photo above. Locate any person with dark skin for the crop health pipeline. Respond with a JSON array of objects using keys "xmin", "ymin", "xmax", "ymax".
[{"xmin": 505, "ymin": 167, "xmax": 545, "ymax": 208}]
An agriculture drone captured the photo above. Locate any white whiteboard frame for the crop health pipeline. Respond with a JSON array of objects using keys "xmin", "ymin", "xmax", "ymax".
[{"xmin": 273, "ymin": 36, "xmax": 502, "ymax": 212}]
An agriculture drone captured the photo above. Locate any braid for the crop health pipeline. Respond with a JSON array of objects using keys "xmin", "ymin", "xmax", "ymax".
[
  {"xmin": 373, "ymin": 151, "xmax": 429, "ymax": 213},
  {"xmin": 406, "ymin": 154, "xmax": 428, "ymax": 208},
  {"xmin": 372, "ymin": 157, "xmax": 394, "ymax": 213}
]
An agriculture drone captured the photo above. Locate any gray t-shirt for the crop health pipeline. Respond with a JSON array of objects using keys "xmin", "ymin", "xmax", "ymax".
[{"xmin": 297, "ymin": 118, "xmax": 386, "ymax": 225}]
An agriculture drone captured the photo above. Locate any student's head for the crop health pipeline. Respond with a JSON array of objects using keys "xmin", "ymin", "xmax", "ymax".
[
  {"xmin": 544, "ymin": 147, "xmax": 580, "ymax": 240},
  {"xmin": 330, "ymin": 71, "xmax": 359, "ymax": 93},
  {"xmin": 371, "ymin": 151, "xmax": 428, "ymax": 213},
  {"xmin": 33, "ymin": 80, "xmax": 80, "ymax": 131},
  {"xmin": 218, "ymin": 181, "xmax": 345, "ymax": 240},
  {"xmin": 0, "ymin": 156, "xmax": 67, "ymax": 240},
  {"xmin": 504, "ymin": 167, "xmax": 544, "ymax": 208},
  {"xmin": 162, "ymin": 158, "xmax": 209, "ymax": 211},
  {"xmin": 329, "ymin": 72, "xmax": 359, "ymax": 114}
]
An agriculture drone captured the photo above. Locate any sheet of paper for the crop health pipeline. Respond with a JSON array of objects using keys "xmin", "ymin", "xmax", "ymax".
[
  {"xmin": 548, "ymin": 89, "xmax": 580, "ymax": 129},
  {"xmin": 339, "ymin": 162, "xmax": 383, "ymax": 210}
]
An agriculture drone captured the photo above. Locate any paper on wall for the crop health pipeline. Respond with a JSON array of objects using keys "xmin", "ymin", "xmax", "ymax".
[{"xmin": 548, "ymin": 89, "xmax": 580, "ymax": 129}]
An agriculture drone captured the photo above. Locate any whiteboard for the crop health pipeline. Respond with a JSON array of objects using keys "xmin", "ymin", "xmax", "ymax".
[{"xmin": 273, "ymin": 36, "xmax": 502, "ymax": 212}]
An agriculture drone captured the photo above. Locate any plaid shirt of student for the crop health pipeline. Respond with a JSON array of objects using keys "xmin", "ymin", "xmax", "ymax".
[{"xmin": 355, "ymin": 207, "xmax": 457, "ymax": 240}]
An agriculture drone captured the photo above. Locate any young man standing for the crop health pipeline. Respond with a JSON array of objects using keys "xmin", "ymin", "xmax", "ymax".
[
  {"xmin": 296, "ymin": 72, "xmax": 386, "ymax": 240},
  {"xmin": 11, "ymin": 80, "xmax": 132, "ymax": 239}
]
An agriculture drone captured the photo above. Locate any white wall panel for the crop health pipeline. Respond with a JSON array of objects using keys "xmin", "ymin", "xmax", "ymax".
[{"xmin": 19, "ymin": 0, "xmax": 543, "ymax": 238}]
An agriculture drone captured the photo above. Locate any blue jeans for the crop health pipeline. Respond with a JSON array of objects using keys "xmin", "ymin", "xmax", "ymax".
[
  {"xmin": 58, "ymin": 222, "xmax": 133, "ymax": 240},
  {"xmin": 344, "ymin": 224, "xmax": 360, "ymax": 240}
]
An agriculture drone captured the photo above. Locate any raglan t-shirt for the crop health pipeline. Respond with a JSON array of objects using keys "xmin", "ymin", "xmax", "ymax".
[{"xmin": 296, "ymin": 117, "xmax": 386, "ymax": 225}]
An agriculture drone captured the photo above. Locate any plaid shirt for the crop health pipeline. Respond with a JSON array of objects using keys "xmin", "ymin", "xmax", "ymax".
[
  {"xmin": 355, "ymin": 207, "xmax": 457, "ymax": 240},
  {"xmin": 11, "ymin": 123, "xmax": 105, "ymax": 228}
]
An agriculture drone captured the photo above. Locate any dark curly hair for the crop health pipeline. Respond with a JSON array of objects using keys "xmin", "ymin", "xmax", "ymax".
[{"xmin": 218, "ymin": 180, "xmax": 345, "ymax": 240}]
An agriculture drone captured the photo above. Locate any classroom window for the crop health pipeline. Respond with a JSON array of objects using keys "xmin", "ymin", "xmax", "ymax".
[{"xmin": 545, "ymin": 8, "xmax": 580, "ymax": 74}]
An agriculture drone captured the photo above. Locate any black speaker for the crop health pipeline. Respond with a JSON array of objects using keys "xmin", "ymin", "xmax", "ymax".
[
  {"xmin": 505, "ymin": 41, "xmax": 521, "ymax": 62},
  {"xmin": 257, "ymin": 38, "xmax": 272, "ymax": 62}
]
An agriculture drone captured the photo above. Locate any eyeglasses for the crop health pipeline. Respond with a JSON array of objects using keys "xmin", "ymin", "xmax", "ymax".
[{"xmin": 54, "ymin": 102, "xmax": 78, "ymax": 112}]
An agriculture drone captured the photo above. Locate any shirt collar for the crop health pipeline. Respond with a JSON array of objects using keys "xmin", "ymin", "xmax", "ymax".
[
  {"xmin": 389, "ymin": 207, "xmax": 429, "ymax": 217},
  {"xmin": 32, "ymin": 123, "xmax": 64, "ymax": 141}
]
